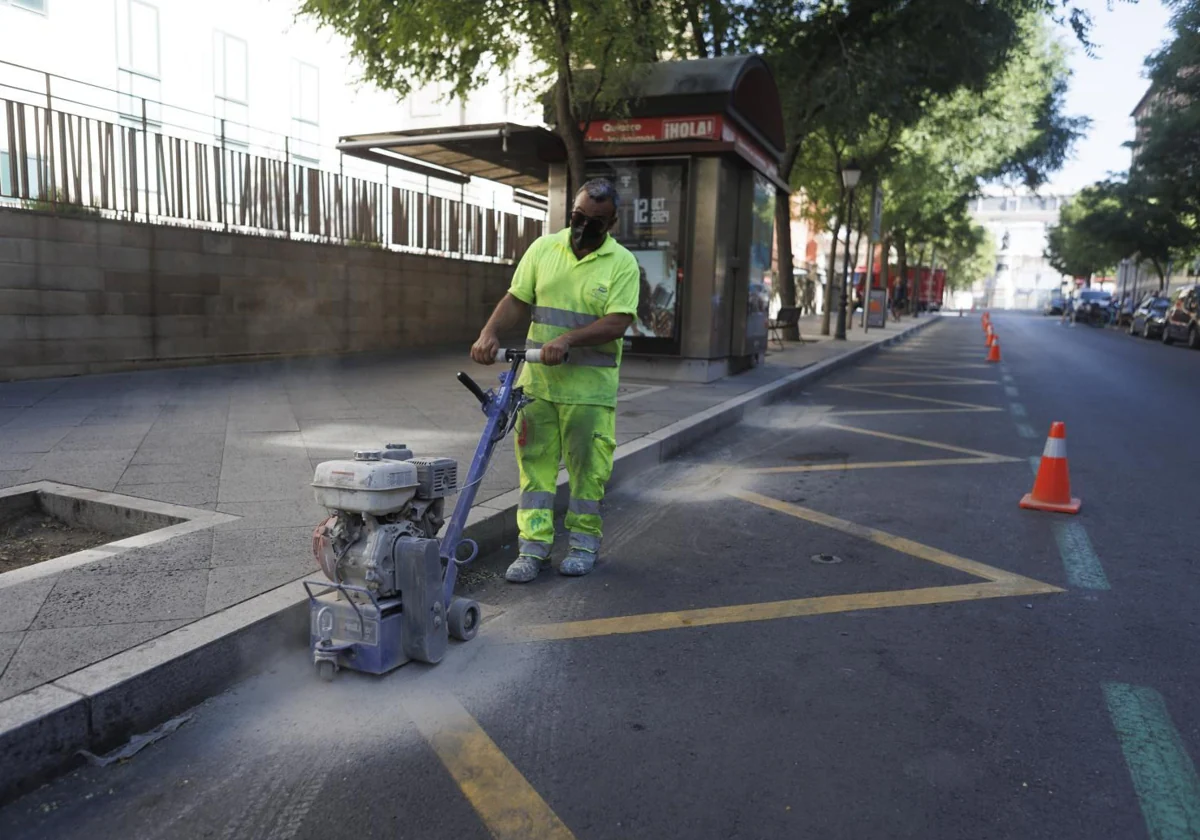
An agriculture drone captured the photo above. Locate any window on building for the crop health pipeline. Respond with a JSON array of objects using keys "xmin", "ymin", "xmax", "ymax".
[
  {"xmin": 5, "ymin": 0, "xmax": 48, "ymax": 14},
  {"xmin": 290, "ymin": 60, "xmax": 320, "ymax": 163},
  {"xmin": 117, "ymin": 0, "xmax": 161, "ymax": 125},
  {"xmin": 214, "ymin": 31, "xmax": 249, "ymax": 147}
]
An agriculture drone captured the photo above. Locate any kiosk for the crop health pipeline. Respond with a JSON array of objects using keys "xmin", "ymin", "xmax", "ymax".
[{"xmin": 339, "ymin": 55, "xmax": 787, "ymax": 382}]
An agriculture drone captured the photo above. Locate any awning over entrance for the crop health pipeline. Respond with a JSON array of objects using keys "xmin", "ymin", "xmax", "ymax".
[
  {"xmin": 337, "ymin": 123, "xmax": 563, "ymax": 195},
  {"xmin": 337, "ymin": 55, "xmax": 786, "ymax": 194}
]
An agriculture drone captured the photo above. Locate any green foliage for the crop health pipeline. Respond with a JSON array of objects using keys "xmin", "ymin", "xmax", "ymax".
[
  {"xmin": 934, "ymin": 223, "xmax": 996, "ymax": 292},
  {"xmin": 881, "ymin": 13, "xmax": 1084, "ymax": 249},
  {"xmin": 1045, "ymin": 179, "xmax": 1193, "ymax": 285},
  {"xmin": 296, "ymin": 0, "xmax": 665, "ymax": 188},
  {"xmin": 21, "ymin": 189, "xmax": 101, "ymax": 218},
  {"xmin": 1129, "ymin": 1, "xmax": 1200, "ymax": 228}
]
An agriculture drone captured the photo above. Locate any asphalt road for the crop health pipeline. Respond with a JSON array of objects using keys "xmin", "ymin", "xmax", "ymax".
[{"xmin": 3, "ymin": 313, "xmax": 1199, "ymax": 840}]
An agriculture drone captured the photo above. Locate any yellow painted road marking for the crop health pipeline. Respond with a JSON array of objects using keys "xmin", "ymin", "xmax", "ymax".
[
  {"xmin": 827, "ymin": 385, "xmax": 998, "ymax": 411},
  {"xmin": 819, "ymin": 421, "xmax": 1022, "ymax": 461},
  {"xmin": 504, "ymin": 492, "xmax": 1061, "ymax": 644},
  {"xmin": 730, "ymin": 490, "xmax": 1056, "ymax": 586},
  {"xmin": 860, "ymin": 364, "xmax": 993, "ymax": 371},
  {"xmin": 405, "ymin": 692, "xmax": 576, "ymax": 840},
  {"xmin": 837, "ymin": 378, "xmax": 997, "ymax": 387},
  {"xmin": 855, "ymin": 369, "xmax": 997, "ymax": 382},
  {"xmin": 513, "ymin": 580, "xmax": 1058, "ymax": 643},
  {"xmin": 746, "ymin": 456, "xmax": 1010, "ymax": 473},
  {"xmin": 827, "ymin": 407, "xmax": 1003, "ymax": 416}
]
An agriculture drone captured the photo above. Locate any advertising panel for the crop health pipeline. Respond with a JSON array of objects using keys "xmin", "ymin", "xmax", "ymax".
[{"xmin": 585, "ymin": 160, "xmax": 689, "ymax": 350}]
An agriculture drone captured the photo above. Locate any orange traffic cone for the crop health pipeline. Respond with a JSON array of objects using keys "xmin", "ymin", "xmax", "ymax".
[
  {"xmin": 1020, "ymin": 422, "xmax": 1080, "ymax": 514},
  {"xmin": 987, "ymin": 331, "xmax": 996, "ymax": 347},
  {"xmin": 986, "ymin": 340, "xmax": 1001, "ymax": 362}
]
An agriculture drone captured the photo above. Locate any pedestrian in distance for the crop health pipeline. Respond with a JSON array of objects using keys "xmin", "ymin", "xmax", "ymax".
[{"xmin": 471, "ymin": 179, "xmax": 639, "ymax": 582}]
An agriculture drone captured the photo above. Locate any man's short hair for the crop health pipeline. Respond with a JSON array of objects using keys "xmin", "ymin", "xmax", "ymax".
[{"xmin": 576, "ymin": 178, "xmax": 620, "ymax": 211}]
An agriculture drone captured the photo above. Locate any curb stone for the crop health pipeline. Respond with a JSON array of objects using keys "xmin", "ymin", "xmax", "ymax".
[{"xmin": 0, "ymin": 315, "xmax": 939, "ymax": 803}]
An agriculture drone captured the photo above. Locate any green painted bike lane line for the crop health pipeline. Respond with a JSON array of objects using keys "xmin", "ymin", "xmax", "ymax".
[{"xmin": 1105, "ymin": 683, "xmax": 1200, "ymax": 840}]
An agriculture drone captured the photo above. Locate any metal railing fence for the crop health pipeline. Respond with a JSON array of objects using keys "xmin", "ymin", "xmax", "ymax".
[{"xmin": 0, "ymin": 59, "xmax": 545, "ymax": 262}]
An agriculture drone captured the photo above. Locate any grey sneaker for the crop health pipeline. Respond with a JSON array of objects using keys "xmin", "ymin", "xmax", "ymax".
[
  {"xmin": 505, "ymin": 554, "xmax": 546, "ymax": 583},
  {"xmin": 558, "ymin": 548, "xmax": 597, "ymax": 577}
]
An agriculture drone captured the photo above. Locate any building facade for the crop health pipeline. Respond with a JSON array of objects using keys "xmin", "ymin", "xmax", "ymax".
[
  {"xmin": 0, "ymin": 0, "xmax": 538, "ymax": 174},
  {"xmin": 969, "ymin": 190, "xmax": 1074, "ymax": 310}
]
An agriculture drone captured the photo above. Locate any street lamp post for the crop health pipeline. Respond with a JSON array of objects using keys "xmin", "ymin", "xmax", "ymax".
[{"xmin": 835, "ymin": 161, "xmax": 862, "ymax": 340}]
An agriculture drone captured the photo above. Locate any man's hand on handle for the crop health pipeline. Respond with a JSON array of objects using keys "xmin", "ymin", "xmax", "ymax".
[
  {"xmin": 538, "ymin": 335, "xmax": 571, "ymax": 366},
  {"xmin": 471, "ymin": 331, "xmax": 500, "ymax": 365}
]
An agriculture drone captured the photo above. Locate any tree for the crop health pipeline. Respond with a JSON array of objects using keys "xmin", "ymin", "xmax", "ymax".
[
  {"xmin": 877, "ymin": 12, "xmax": 1083, "ymax": 307},
  {"xmin": 939, "ymin": 224, "xmax": 997, "ymax": 294},
  {"xmin": 1044, "ymin": 178, "xmax": 1191, "ymax": 288},
  {"xmin": 1135, "ymin": 0, "xmax": 1200, "ymax": 221},
  {"xmin": 1045, "ymin": 184, "xmax": 1124, "ymax": 281},
  {"xmin": 297, "ymin": 0, "xmax": 663, "ymax": 195}
]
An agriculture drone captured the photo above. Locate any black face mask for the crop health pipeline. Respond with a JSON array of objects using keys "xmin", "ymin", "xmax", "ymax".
[{"xmin": 570, "ymin": 211, "xmax": 609, "ymax": 251}]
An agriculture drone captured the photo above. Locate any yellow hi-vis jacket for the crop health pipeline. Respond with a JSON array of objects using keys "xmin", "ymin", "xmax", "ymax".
[{"xmin": 507, "ymin": 228, "xmax": 640, "ymax": 408}]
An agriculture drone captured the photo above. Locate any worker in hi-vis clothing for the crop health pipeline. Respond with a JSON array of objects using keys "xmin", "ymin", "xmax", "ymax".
[{"xmin": 471, "ymin": 179, "xmax": 639, "ymax": 582}]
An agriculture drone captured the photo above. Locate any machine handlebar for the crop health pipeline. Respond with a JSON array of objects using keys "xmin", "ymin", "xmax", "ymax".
[
  {"xmin": 456, "ymin": 371, "xmax": 488, "ymax": 406},
  {"xmin": 493, "ymin": 348, "xmax": 568, "ymax": 364},
  {"xmin": 457, "ymin": 348, "xmax": 569, "ymax": 405}
]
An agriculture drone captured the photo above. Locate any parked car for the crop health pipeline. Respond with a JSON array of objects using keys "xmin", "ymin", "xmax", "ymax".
[
  {"xmin": 1115, "ymin": 295, "xmax": 1137, "ymax": 327},
  {"xmin": 1044, "ymin": 294, "xmax": 1065, "ymax": 315},
  {"xmin": 1071, "ymin": 289, "xmax": 1113, "ymax": 325},
  {"xmin": 1128, "ymin": 293, "xmax": 1171, "ymax": 339},
  {"xmin": 1162, "ymin": 285, "xmax": 1200, "ymax": 348}
]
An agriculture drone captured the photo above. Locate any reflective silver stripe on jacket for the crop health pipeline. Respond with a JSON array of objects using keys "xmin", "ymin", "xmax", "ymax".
[
  {"xmin": 532, "ymin": 306, "xmax": 598, "ymax": 330},
  {"xmin": 525, "ymin": 340, "xmax": 618, "ymax": 368}
]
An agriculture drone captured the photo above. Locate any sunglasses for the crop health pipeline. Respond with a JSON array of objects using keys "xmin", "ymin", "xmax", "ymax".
[{"xmin": 570, "ymin": 210, "xmax": 611, "ymax": 233}]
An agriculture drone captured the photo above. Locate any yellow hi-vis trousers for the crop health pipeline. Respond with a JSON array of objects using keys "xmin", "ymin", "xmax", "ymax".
[{"xmin": 515, "ymin": 398, "xmax": 616, "ymax": 559}]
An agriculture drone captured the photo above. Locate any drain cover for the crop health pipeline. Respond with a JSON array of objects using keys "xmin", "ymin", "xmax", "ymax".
[{"xmin": 811, "ymin": 553, "xmax": 843, "ymax": 565}]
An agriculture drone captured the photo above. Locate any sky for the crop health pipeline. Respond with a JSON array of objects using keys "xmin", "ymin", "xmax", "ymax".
[{"xmin": 1046, "ymin": 0, "xmax": 1174, "ymax": 194}]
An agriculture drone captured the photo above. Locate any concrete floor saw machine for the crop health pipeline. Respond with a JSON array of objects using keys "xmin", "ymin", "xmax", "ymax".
[{"xmin": 302, "ymin": 348, "xmax": 556, "ymax": 681}]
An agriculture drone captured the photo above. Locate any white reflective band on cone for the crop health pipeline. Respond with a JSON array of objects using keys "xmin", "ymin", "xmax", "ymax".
[{"xmin": 1043, "ymin": 437, "xmax": 1068, "ymax": 459}]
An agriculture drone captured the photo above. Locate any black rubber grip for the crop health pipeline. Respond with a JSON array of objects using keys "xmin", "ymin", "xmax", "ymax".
[{"xmin": 456, "ymin": 371, "xmax": 488, "ymax": 405}]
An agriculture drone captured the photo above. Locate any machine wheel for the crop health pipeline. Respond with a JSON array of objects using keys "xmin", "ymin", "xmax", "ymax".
[
  {"xmin": 448, "ymin": 598, "xmax": 481, "ymax": 642},
  {"xmin": 317, "ymin": 660, "xmax": 337, "ymax": 682}
]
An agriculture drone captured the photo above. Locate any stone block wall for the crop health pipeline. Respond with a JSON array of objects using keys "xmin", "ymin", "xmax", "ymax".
[{"xmin": 0, "ymin": 210, "xmax": 516, "ymax": 380}]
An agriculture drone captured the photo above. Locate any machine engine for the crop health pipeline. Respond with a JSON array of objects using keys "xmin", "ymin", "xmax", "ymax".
[{"xmin": 311, "ymin": 443, "xmax": 457, "ymax": 598}]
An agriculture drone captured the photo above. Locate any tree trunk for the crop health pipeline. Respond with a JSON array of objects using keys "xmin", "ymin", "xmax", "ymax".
[
  {"xmin": 895, "ymin": 230, "xmax": 908, "ymax": 319},
  {"xmin": 774, "ymin": 191, "xmax": 799, "ymax": 340},
  {"xmin": 553, "ymin": 75, "xmax": 587, "ymax": 201},
  {"xmin": 912, "ymin": 244, "xmax": 928, "ymax": 315},
  {"xmin": 850, "ymin": 223, "xmax": 864, "ymax": 329},
  {"xmin": 772, "ymin": 141, "xmax": 802, "ymax": 339},
  {"xmin": 823, "ymin": 205, "xmax": 843, "ymax": 336},
  {"xmin": 880, "ymin": 235, "xmax": 891, "ymax": 308}
]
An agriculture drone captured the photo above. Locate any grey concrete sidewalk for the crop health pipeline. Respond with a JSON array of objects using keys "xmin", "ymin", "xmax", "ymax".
[{"xmin": 0, "ymin": 311, "xmax": 938, "ymax": 707}]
